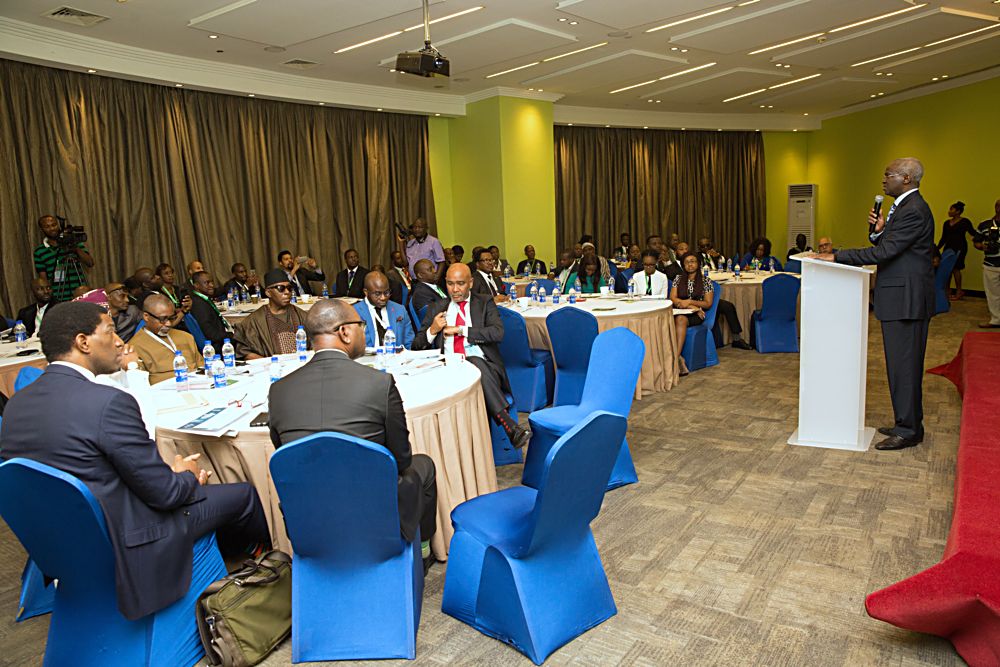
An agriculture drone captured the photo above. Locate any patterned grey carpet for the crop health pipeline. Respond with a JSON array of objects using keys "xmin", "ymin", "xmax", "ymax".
[{"xmin": 1, "ymin": 297, "xmax": 989, "ymax": 666}]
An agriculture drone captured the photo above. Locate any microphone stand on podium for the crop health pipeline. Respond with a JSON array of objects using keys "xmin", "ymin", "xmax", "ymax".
[{"xmin": 788, "ymin": 255, "xmax": 876, "ymax": 451}]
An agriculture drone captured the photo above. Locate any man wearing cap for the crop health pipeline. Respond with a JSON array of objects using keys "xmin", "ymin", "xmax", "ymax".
[
  {"xmin": 104, "ymin": 282, "xmax": 143, "ymax": 342},
  {"xmin": 233, "ymin": 269, "xmax": 309, "ymax": 359}
]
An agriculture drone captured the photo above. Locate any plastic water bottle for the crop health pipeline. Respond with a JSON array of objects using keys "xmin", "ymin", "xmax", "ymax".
[
  {"xmin": 321, "ymin": 284, "xmax": 329, "ymax": 298},
  {"xmin": 255, "ymin": 285, "xmax": 262, "ymax": 300},
  {"xmin": 227, "ymin": 289, "xmax": 235, "ymax": 308},
  {"xmin": 549, "ymin": 262, "xmax": 555, "ymax": 274},
  {"xmin": 503, "ymin": 264, "xmax": 511, "ymax": 279},
  {"xmin": 568, "ymin": 287, "xmax": 577, "ymax": 304},
  {"xmin": 221, "ymin": 338, "xmax": 236, "ymax": 375},
  {"xmin": 12, "ymin": 320, "xmax": 27, "ymax": 349},
  {"xmin": 383, "ymin": 327, "xmax": 397, "ymax": 356},
  {"xmin": 529, "ymin": 281, "xmax": 538, "ymax": 302},
  {"xmin": 375, "ymin": 344, "xmax": 386, "ymax": 372},
  {"xmin": 295, "ymin": 325, "xmax": 308, "ymax": 362},
  {"xmin": 627, "ymin": 281, "xmax": 635, "ymax": 301},
  {"xmin": 211, "ymin": 355, "xmax": 226, "ymax": 389},
  {"xmin": 538, "ymin": 287, "xmax": 547, "ymax": 304},
  {"xmin": 290, "ymin": 294, "xmax": 297, "ymax": 304},
  {"xmin": 726, "ymin": 258, "xmax": 733, "ymax": 273},
  {"xmin": 574, "ymin": 278, "xmax": 582, "ymax": 294},
  {"xmin": 769, "ymin": 258, "xmax": 776, "ymax": 273},
  {"xmin": 552, "ymin": 284, "xmax": 561, "ymax": 304},
  {"xmin": 269, "ymin": 355, "xmax": 282, "ymax": 383},
  {"xmin": 734, "ymin": 262, "xmax": 741, "ymax": 281},
  {"xmin": 173, "ymin": 350, "xmax": 189, "ymax": 392},
  {"xmin": 202, "ymin": 342, "xmax": 215, "ymax": 373},
  {"xmin": 704, "ymin": 265, "xmax": 710, "ymax": 280}
]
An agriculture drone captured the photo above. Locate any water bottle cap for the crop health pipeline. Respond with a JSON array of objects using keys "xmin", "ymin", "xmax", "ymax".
[
  {"xmin": 271, "ymin": 356, "xmax": 278, "ymax": 362},
  {"xmin": 175, "ymin": 350, "xmax": 182, "ymax": 355},
  {"xmin": 15, "ymin": 320, "xmax": 22, "ymax": 325},
  {"xmin": 224, "ymin": 338, "xmax": 230, "ymax": 343},
  {"xmin": 297, "ymin": 325, "xmax": 305, "ymax": 330}
]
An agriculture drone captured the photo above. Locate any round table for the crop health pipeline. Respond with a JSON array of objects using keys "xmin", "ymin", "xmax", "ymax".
[
  {"xmin": 150, "ymin": 351, "xmax": 496, "ymax": 560},
  {"xmin": 0, "ymin": 339, "xmax": 47, "ymax": 397},
  {"xmin": 709, "ymin": 271, "xmax": 801, "ymax": 345},
  {"xmin": 504, "ymin": 276, "xmax": 549, "ymax": 299},
  {"xmin": 505, "ymin": 296, "xmax": 680, "ymax": 396},
  {"xmin": 220, "ymin": 297, "xmax": 319, "ymax": 324}
]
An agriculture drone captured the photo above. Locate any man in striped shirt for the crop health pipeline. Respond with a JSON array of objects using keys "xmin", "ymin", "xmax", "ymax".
[{"xmin": 33, "ymin": 215, "xmax": 94, "ymax": 302}]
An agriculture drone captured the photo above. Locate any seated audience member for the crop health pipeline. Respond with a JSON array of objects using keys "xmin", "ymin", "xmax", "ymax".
[
  {"xmin": 123, "ymin": 275, "xmax": 144, "ymax": 306},
  {"xmin": 185, "ymin": 260, "xmax": 204, "ymax": 284},
  {"xmin": 666, "ymin": 233, "xmax": 681, "ymax": 263},
  {"xmin": 646, "ymin": 234, "xmax": 674, "ymax": 276},
  {"xmin": 189, "ymin": 271, "xmax": 234, "ymax": 350},
  {"xmin": 787, "ymin": 233, "xmax": 813, "ymax": 260},
  {"xmin": 631, "ymin": 250, "xmax": 670, "ymax": 297},
  {"xmin": 155, "ymin": 263, "xmax": 185, "ymax": 308},
  {"xmin": 698, "ymin": 238, "xmax": 725, "ymax": 271},
  {"xmin": 488, "ymin": 245, "xmax": 511, "ymax": 274},
  {"xmin": 132, "ymin": 294, "xmax": 204, "ymax": 384},
  {"xmin": 276, "ymin": 250, "xmax": 325, "ymax": 297},
  {"xmin": 401, "ymin": 218, "xmax": 445, "ymax": 280},
  {"xmin": 471, "ymin": 247, "xmax": 508, "ymax": 302},
  {"xmin": 817, "ymin": 237, "xmax": 836, "ymax": 254},
  {"xmin": 572, "ymin": 242, "xmax": 584, "ymax": 261},
  {"xmin": 410, "ymin": 259, "xmax": 448, "ymax": 317},
  {"xmin": 17, "ymin": 278, "xmax": 53, "ymax": 337},
  {"xmin": 466, "ymin": 245, "xmax": 485, "ymax": 272},
  {"xmin": 627, "ymin": 244, "xmax": 642, "ymax": 271},
  {"xmin": 516, "ymin": 244, "xmax": 546, "ymax": 276},
  {"xmin": 580, "ymin": 242, "xmax": 612, "ymax": 283},
  {"xmin": 413, "ymin": 263, "xmax": 530, "ymax": 448},
  {"xmin": 135, "ymin": 266, "xmax": 190, "ymax": 328},
  {"xmin": 371, "ymin": 264, "xmax": 403, "ymax": 304},
  {"xmin": 576, "ymin": 256, "xmax": 606, "ymax": 294},
  {"xmin": 662, "ymin": 241, "xmax": 689, "ymax": 280},
  {"xmin": 712, "ymin": 299, "xmax": 752, "ymax": 350},
  {"xmin": 354, "ymin": 271, "xmax": 415, "ymax": 350},
  {"xmin": 104, "ymin": 282, "xmax": 142, "ymax": 342},
  {"xmin": 333, "ymin": 248, "xmax": 368, "ymax": 299},
  {"xmin": 0, "ymin": 301, "xmax": 268, "ymax": 621},
  {"xmin": 741, "ymin": 237, "xmax": 783, "ymax": 271},
  {"xmin": 233, "ymin": 269, "xmax": 309, "ymax": 359},
  {"xmin": 670, "ymin": 252, "xmax": 715, "ymax": 376},
  {"xmin": 268, "ymin": 299, "xmax": 438, "ymax": 568},
  {"xmin": 387, "ymin": 250, "xmax": 412, "ymax": 295},
  {"xmin": 443, "ymin": 246, "xmax": 456, "ymax": 266},
  {"xmin": 220, "ymin": 263, "xmax": 259, "ymax": 300},
  {"xmin": 613, "ymin": 233, "xmax": 632, "ymax": 259},
  {"xmin": 451, "ymin": 244, "xmax": 465, "ymax": 265},
  {"xmin": 551, "ymin": 249, "xmax": 579, "ymax": 291}
]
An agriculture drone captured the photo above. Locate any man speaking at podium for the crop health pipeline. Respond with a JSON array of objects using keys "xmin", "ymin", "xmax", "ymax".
[{"xmin": 816, "ymin": 157, "xmax": 935, "ymax": 451}]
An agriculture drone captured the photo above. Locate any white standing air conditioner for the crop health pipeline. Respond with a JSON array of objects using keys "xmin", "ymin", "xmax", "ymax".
[{"xmin": 787, "ymin": 184, "xmax": 817, "ymax": 251}]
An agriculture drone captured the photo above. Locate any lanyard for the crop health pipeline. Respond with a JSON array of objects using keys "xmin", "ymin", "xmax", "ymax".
[
  {"xmin": 144, "ymin": 328, "xmax": 177, "ymax": 352},
  {"xmin": 370, "ymin": 304, "xmax": 390, "ymax": 329},
  {"xmin": 193, "ymin": 290, "xmax": 221, "ymax": 315}
]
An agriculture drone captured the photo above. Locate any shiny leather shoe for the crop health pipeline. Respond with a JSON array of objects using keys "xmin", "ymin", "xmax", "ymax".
[
  {"xmin": 877, "ymin": 426, "xmax": 895, "ymax": 437},
  {"xmin": 511, "ymin": 424, "xmax": 532, "ymax": 449},
  {"xmin": 874, "ymin": 434, "xmax": 919, "ymax": 451},
  {"xmin": 732, "ymin": 339, "xmax": 752, "ymax": 350}
]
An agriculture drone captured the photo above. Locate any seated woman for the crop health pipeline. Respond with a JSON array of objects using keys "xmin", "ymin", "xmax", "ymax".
[
  {"xmin": 740, "ymin": 237, "xmax": 783, "ymax": 271},
  {"xmin": 670, "ymin": 252, "xmax": 714, "ymax": 376},
  {"xmin": 627, "ymin": 244, "xmax": 642, "ymax": 271},
  {"xmin": 576, "ymin": 255, "xmax": 606, "ymax": 294}
]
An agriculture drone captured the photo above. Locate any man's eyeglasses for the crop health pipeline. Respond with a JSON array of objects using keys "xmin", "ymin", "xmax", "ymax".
[
  {"xmin": 144, "ymin": 311, "xmax": 175, "ymax": 324},
  {"xmin": 366, "ymin": 290, "xmax": 393, "ymax": 298},
  {"xmin": 332, "ymin": 320, "xmax": 367, "ymax": 332},
  {"xmin": 268, "ymin": 284, "xmax": 293, "ymax": 293}
]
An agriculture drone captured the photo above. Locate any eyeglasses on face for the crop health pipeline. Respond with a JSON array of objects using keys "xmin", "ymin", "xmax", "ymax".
[
  {"xmin": 268, "ymin": 284, "xmax": 293, "ymax": 293},
  {"xmin": 144, "ymin": 310, "xmax": 175, "ymax": 324},
  {"xmin": 366, "ymin": 290, "xmax": 393, "ymax": 298},
  {"xmin": 332, "ymin": 319, "xmax": 367, "ymax": 332}
]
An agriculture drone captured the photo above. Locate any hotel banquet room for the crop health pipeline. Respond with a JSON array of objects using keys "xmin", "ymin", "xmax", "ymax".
[{"xmin": 1, "ymin": 0, "xmax": 999, "ymax": 665}]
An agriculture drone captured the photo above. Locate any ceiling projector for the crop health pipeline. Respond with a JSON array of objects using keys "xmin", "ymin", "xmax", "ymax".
[{"xmin": 395, "ymin": 47, "xmax": 450, "ymax": 78}]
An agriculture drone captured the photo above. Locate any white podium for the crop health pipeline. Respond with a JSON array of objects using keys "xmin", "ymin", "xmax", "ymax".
[{"xmin": 788, "ymin": 256, "xmax": 875, "ymax": 451}]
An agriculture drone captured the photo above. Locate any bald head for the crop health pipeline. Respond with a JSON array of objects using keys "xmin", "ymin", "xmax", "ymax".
[
  {"xmin": 305, "ymin": 298, "xmax": 365, "ymax": 358},
  {"xmin": 445, "ymin": 262, "xmax": 472, "ymax": 302},
  {"xmin": 892, "ymin": 157, "xmax": 923, "ymax": 184},
  {"xmin": 414, "ymin": 258, "xmax": 435, "ymax": 282},
  {"xmin": 134, "ymin": 266, "xmax": 161, "ymax": 290},
  {"xmin": 818, "ymin": 237, "xmax": 833, "ymax": 253},
  {"xmin": 364, "ymin": 271, "xmax": 391, "ymax": 308}
]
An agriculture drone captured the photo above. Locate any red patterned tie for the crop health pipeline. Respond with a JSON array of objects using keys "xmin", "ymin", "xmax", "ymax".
[{"xmin": 454, "ymin": 301, "xmax": 467, "ymax": 355}]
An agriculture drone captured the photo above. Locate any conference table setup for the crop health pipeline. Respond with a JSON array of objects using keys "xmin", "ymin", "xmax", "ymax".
[
  {"xmin": 218, "ymin": 295, "xmax": 319, "ymax": 324},
  {"xmin": 0, "ymin": 338, "xmax": 46, "ymax": 398},
  {"xmin": 709, "ymin": 270, "xmax": 802, "ymax": 345},
  {"xmin": 149, "ymin": 350, "xmax": 496, "ymax": 561}
]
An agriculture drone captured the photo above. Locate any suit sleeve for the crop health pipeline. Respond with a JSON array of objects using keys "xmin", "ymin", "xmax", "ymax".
[
  {"xmin": 97, "ymin": 392, "xmax": 201, "ymax": 510},
  {"xmin": 468, "ymin": 298, "xmax": 504, "ymax": 345},
  {"xmin": 384, "ymin": 378, "xmax": 412, "ymax": 474},
  {"xmin": 399, "ymin": 309, "xmax": 415, "ymax": 349},
  {"xmin": 836, "ymin": 205, "xmax": 928, "ymax": 266},
  {"xmin": 411, "ymin": 302, "xmax": 441, "ymax": 351}
]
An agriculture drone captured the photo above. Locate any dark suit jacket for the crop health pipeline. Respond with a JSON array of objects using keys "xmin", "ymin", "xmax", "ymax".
[
  {"xmin": 16, "ymin": 302, "xmax": 48, "ymax": 337},
  {"xmin": 268, "ymin": 351, "xmax": 423, "ymax": 541},
  {"xmin": 836, "ymin": 189, "xmax": 935, "ymax": 321},
  {"xmin": 334, "ymin": 267, "xmax": 368, "ymax": 299},
  {"xmin": 0, "ymin": 365, "xmax": 204, "ymax": 620},
  {"xmin": 411, "ymin": 293, "xmax": 510, "ymax": 394},
  {"xmin": 410, "ymin": 282, "xmax": 447, "ymax": 320},
  {"xmin": 658, "ymin": 260, "xmax": 683, "ymax": 282},
  {"xmin": 516, "ymin": 258, "xmax": 546, "ymax": 275},
  {"xmin": 472, "ymin": 270, "xmax": 503, "ymax": 298},
  {"xmin": 189, "ymin": 292, "xmax": 230, "ymax": 351},
  {"xmin": 386, "ymin": 268, "xmax": 410, "ymax": 304}
]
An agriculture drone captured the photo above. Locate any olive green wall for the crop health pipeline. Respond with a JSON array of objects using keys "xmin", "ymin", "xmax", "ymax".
[{"xmin": 762, "ymin": 131, "xmax": 809, "ymax": 251}]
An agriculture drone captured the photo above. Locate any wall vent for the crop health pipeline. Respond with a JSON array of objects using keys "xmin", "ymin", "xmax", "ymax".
[
  {"xmin": 283, "ymin": 59, "xmax": 319, "ymax": 70},
  {"xmin": 44, "ymin": 6, "xmax": 110, "ymax": 27}
]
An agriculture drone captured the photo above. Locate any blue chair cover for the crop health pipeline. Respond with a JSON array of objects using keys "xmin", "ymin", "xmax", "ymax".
[
  {"xmin": 617, "ymin": 268, "xmax": 635, "ymax": 293},
  {"xmin": 752, "ymin": 274, "xmax": 801, "ymax": 353},
  {"xmin": 0, "ymin": 458, "xmax": 226, "ymax": 667},
  {"xmin": 497, "ymin": 308, "xmax": 553, "ymax": 414},
  {"xmin": 13, "ymin": 366, "xmax": 44, "ymax": 393},
  {"xmin": 269, "ymin": 432, "xmax": 423, "ymax": 661},
  {"xmin": 183, "ymin": 313, "xmax": 208, "ymax": 351},
  {"xmin": 785, "ymin": 258, "xmax": 802, "ymax": 273},
  {"xmin": 680, "ymin": 280, "xmax": 721, "ymax": 371},
  {"xmin": 524, "ymin": 328, "xmax": 644, "ymax": 491},
  {"xmin": 397, "ymin": 282, "xmax": 409, "ymax": 306},
  {"xmin": 608, "ymin": 261, "xmax": 618, "ymax": 278},
  {"xmin": 935, "ymin": 249, "xmax": 958, "ymax": 315},
  {"xmin": 532, "ymin": 278, "xmax": 557, "ymax": 294},
  {"xmin": 16, "ymin": 558, "xmax": 55, "ymax": 622},
  {"xmin": 135, "ymin": 320, "xmax": 146, "ymax": 333},
  {"xmin": 441, "ymin": 412, "xmax": 628, "ymax": 665},
  {"xmin": 545, "ymin": 308, "xmax": 599, "ymax": 406}
]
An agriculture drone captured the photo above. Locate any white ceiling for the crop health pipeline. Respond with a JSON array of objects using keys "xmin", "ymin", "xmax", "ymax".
[{"xmin": 1, "ymin": 0, "xmax": 998, "ymax": 126}]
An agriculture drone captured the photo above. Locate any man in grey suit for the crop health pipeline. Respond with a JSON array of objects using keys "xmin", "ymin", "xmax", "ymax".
[
  {"xmin": 817, "ymin": 157, "xmax": 935, "ymax": 450},
  {"xmin": 267, "ymin": 299, "xmax": 438, "ymax": 567}
]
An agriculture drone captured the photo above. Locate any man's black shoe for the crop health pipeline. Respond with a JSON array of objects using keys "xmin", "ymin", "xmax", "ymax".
[
  {"xmin": 877, "ymin": 426, "xmax": 894, "ymax": 437},
  {"xmin": 732, "ymin": 339, "xmax": 752, "ymax": 350},
  {"xmin": 511, "ymin": 424, "xmax": 532, "ymax": 449},
  {"xmin": 423, "ymin": 555, "xmax": 436, "ymax": 575},
  {"xmin": 874, "ymin": 435, "xmax": 920, "ymax": 451}
]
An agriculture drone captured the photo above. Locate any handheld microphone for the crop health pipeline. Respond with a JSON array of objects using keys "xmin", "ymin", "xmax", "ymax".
[{"xmin": 870, "ymin": 194, "xmax": 884, "ymax": 235}]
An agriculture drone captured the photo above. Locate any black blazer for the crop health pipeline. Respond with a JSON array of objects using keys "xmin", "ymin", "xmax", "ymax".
[
  {"xmin": 334, "ymin": 267, "xmax": 368, "ymax": 299},
  {"xmin": 0, "ymin": 365, "xmax": 203, "ymax": 620},
  {"xmin": 516, "ymin": 258, "xmax": 546, "ymax": 275},
  {"xmin": 16, "ymin": 303, "xmax": 47, "ymax": 337},
  {"xmin": 658, "ymin": 260, "xmax": 683, "ymax": 282},
  {"xmin": 410, "ymin": 282, "xmax": 447, "ymax": 318},
  {"xmin": 267, "ymin": 351, "xmax": 424, "ymax": 541},
  {"xmin": 411, "ymin": 293, "xmax": 510, "ymax": 393},
  {"xmin": 836, "ymin": 190, "xmax": 935, "ymax": 321},
  {"xmin": 472, "ymin": 270, "xmax": 502, "ymax": 298},
  {"xmin": 189, "ymin": 292, "xmax": 230, "ymax": 350}
]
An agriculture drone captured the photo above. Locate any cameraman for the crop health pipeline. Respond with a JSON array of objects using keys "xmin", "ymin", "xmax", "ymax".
[
  {"xmin": 975, "ymin": 198, "xmax": 1000, "ymax": 328},
  {"xmin": 33, "ymin": 214, "xmax": 94, "ymax": 302}
]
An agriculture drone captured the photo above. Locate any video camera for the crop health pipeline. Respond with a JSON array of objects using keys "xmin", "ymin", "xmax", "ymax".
[
  {"xmin": 54, "ymin": 215, "xmax": 87, "ymax": 248},
  {"xmin": 979, "ymin": 222, "xmax": 1000, "ymax": 256}
]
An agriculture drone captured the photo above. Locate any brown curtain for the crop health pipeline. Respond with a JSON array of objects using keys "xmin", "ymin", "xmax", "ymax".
[
  {"xmin": 554, "ymin": 126, "xmax": 765, "ymax": 259},
  {"xmin": 0, "ymin": 58, "xmax": 434, "ymax": 313}
]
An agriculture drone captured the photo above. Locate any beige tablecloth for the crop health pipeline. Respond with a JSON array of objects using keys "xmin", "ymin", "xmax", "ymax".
[
  {"xmin": 154, "ymin": 355, "xmax": 496, "ymax": 560},
  {"xmin": 713, "ymin": 273, "xmax": 801, "ymax": 345},
  {"xmin": 511, "ymin": 298, "xmax": 680, "ymax": 397},
  {"xmin": 0, "ymin": 341, "xmax": 47, "ymax": 397}
]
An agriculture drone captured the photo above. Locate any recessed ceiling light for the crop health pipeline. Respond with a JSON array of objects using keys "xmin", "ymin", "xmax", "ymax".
[
  {"xmin": 775, "ymin": 63, "xmax": 783, "ymax": 67},
  {"xmin": 208, "ymin": 34, "xmax": 218, "ymax": 39},
  {"xmin": 377, "ymin": 108, "xmax": 383, "ymax": 111},
  {"xmin": 248, "ymin": 94, "xmax": 255, "ymax": 97},
  {"xmin": 174, "ymin": 83, "xmax": 183, "ymax": 87},
  {"xmin": 335, "ymin": 7, "xmax": 483, "ymax": 53},
  {"xmin": 528, "ymin": 88, "xmax": 535, "ymax": 91},
  {"xmin": 768, "ymin": 73, "xmax": 821, "ymax": 90},
  {"xmin": 941, "ymin": 74, "xmax": 948, "ymax": 78},
  {"xmin": 738, "ymin": 0, "xmax": 760, "ymax": 5},
  {"xmin": 319, "ymin": 102, "xmax": 325, "ymax": 105},
  {"xmin": 389, "ymin": 69, "xmax": 396, "ymax": 73},
  {"xmin": 885, "ymin": 72, "xmax": 893, "ymax": 77},
  {"xmin": 828, "ymin": 4, "xmax": 926, "ymax": 33},
  {"xmin": 86, "ymin": 69, "xmax": 97, "ymax": 73},
  {"xmin": 569, "ymin": 21, "xmax": 578, "ymax": 25},
  {"xmin": 657, "ymin": 62, "xmax": 716, "ymax": 80},
  {"xmin": 647, "ymin": 99, "xmax": 654, "ymax": 103},
  {"xmin": 543, "ymin": 42, "xmax": 608, "ymax": 62},
  {"xmin": 924, "ymin": 23, "xmax": 1000, "ymax": 48},
  {"xmin": 759, "ymin": 105, "xmax": 766, "ymax": 108},
  {"xmin": 538, "ymin": 88, "xmax": 544, "ymax": 92},
  {"xmin": 870, "ymin": 93, "xmax": 878, "ymax": 97},
  {"xmin": 723, "ymin": 88, "xmax": 767, "ymax": 103},
  {"xmin": 558, "ymin": 17, "xmax": 567, "ymax": 22},
  {"xmin": 875, "ymin": 72, "xmax": 883, "ymax": 76},
  {"xmin": 567, "ymin": 123, "xmax": 573, "ymax": 126},
  {"xmin": 803, "ymin": 112, "xmax": 809, "ymax": 116},
  {"xmin": 486, "ymin": 62, "xmax": 540, "ymax": 78},
  {"xmin": 434, "ymin": 112, "xmax": 440, "ymax": 116},
  {"xmin": 718, "ymin": 128, "xmax": 723, "ymax": 131},
  {"xmin": 793, "ymin": 129, "xmax": 798, "ymax": 132},
  {"xmin": 767, "ymin": 105, "xmax": 773, "ymax": 108},
  {"xmin": 670, "ymin": 47, "xmax": 679, "ymax": 51},
  {"xmin": 851, "ymin": 48, "xmax": 920, "ymax": 67},
  {"xmin": 647, "ymin": 6, "xmax": 733, "ymax": 33},
  {"xmin": 931, "ymin": 77, "xmax": 939, "ymax": 81},
  {"xmin": 655, "ymin": 99, "xmax": 662, "ymax": 103},
  {"xmin": 877, "ymin": 92, "xmax": 884, "ymax": 96},
  {"xmin": 783, "ymin": 64, "xmax": 790, "ymax": 68},
  {"xmin": 643, "ymin": 126, "xmax": 648, "ymax": 129},
  {"xmin": 680, "ymin": 49, "xmax": 688, "ymax": 53},
  {"xmin": 609, "ymin": 79, "xmax": 657, "ymax": 94},
  {"xmin": 748, "ymin": 33, "xmax": 826, "ymax": 55},
  {"xmin": 681, "ymin": 127, "xmax": 686, "ymax": 130},
  {"xmin": 605, "ymin": 124, "xmax": 610, "ymax": 127}
]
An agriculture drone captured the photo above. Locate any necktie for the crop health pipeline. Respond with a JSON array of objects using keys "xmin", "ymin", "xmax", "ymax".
[
  {"xmin": 375, "ymin": 306, "xmax": 387, "ymax": 344},
  {"xmin": 348, "ymin": 269, "xmax": 355, "ymax": 289},
  {"xmin": 886, "ymin": 203, "xmax": 897, "ymax": 223},
  {"xmin": 35, "ymin": 305, "xmax": 45, "ymax": 332},
  {"xmin": 454, "ymin": 301, "xmax": 467, "ymax": 355},
  {"xmin": 646, "ymin": 274, "xmax": 652, "ymax": 295}
]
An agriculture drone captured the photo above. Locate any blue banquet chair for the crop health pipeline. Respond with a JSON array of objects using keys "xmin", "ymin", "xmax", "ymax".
[
  {"xmin": 752, "ymin": 274, "xmax": 801, "ymax": 353},
  {"xmin": 269, "ymin": 432, "xmax": 423, "ymax": 662},
  {"xmin": 441, "ymin": 411, "xmax": 628, "ymax": 665},
  {"xmin": 182, "ymin": 313, "xmax": 208, "ymax": 350},
  {"xmin": 497, "ymin": 307, "xmax": 553, "ymax": 414},
  {"xmin": 785, "ymin": 258, "xmax": 802, "ymax": 274},
  {"xmin": 0, "ymin": 458, "xmax": 226, "ymax": 667},
  {"xmin": 531, "ymin": 278, "xmax": 557, "ymax": 295},
  {"xmin": 13, "ymin": 365, "xmax": 44, "ymax": 393},
  {"xmin": 524, "ymin": 327, "xmax": 644, "ymax": 491},
  {"xmin": 934, "ymin": 249, "xmax": 958, "ymax": 315},
  {"xmin": 545, "ymin": 307, "xmax": 599, "ymax": 406},
  {"xmin": 680, "ymin": 280, "xmax": 721, "ymax": 372}
]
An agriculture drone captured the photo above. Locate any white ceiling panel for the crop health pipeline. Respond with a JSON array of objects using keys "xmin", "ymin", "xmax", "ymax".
[
  {"xmin": 750, "ymin": 77, "xmax": 899, "ymax": 112},
  {"xmin": 671, "ymin": 0, "xmax": 910, "ymax": 55},
  {"xmin": 876, "ymin": 31, "xmax": 1000, "ymax": 76},
  {"xmin": 520, "ymin": 51, "xmax": 689, "ymax": 93},
  {"xmin": 555, "ymin": 0, "xmax": 726, "ymax": 31},
  {"xmin": 778, "ymin": 10, "xmax": 998, "ymax": 68},
  {"xmin": 641, "ymin": 69, "xmax": 790, "ymax": 104}
]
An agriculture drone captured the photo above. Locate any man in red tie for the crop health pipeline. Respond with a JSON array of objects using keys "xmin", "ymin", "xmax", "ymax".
[{"xmin": 411, "ymin": 263, "xmax": 530, "ymax": 448}]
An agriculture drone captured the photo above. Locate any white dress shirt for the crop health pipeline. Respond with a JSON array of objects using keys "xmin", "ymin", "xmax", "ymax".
[
  {"xmin": 630, "ymin": 270, "xmax": 669, "ymax": 297},
  {"xmin": 424, "ymin": 297, "xmax": 484, "ymax": 358},
  {"xmin": 871, "ymin": 187, "xmax": 918, "ymax": 241},
  {"xmin": 478, "ymin": 270, "xmax": 500, "ymax": 296},
  {"xmin": 366, "ymin": 300, "xmax": 391, "ymax": 345}
]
